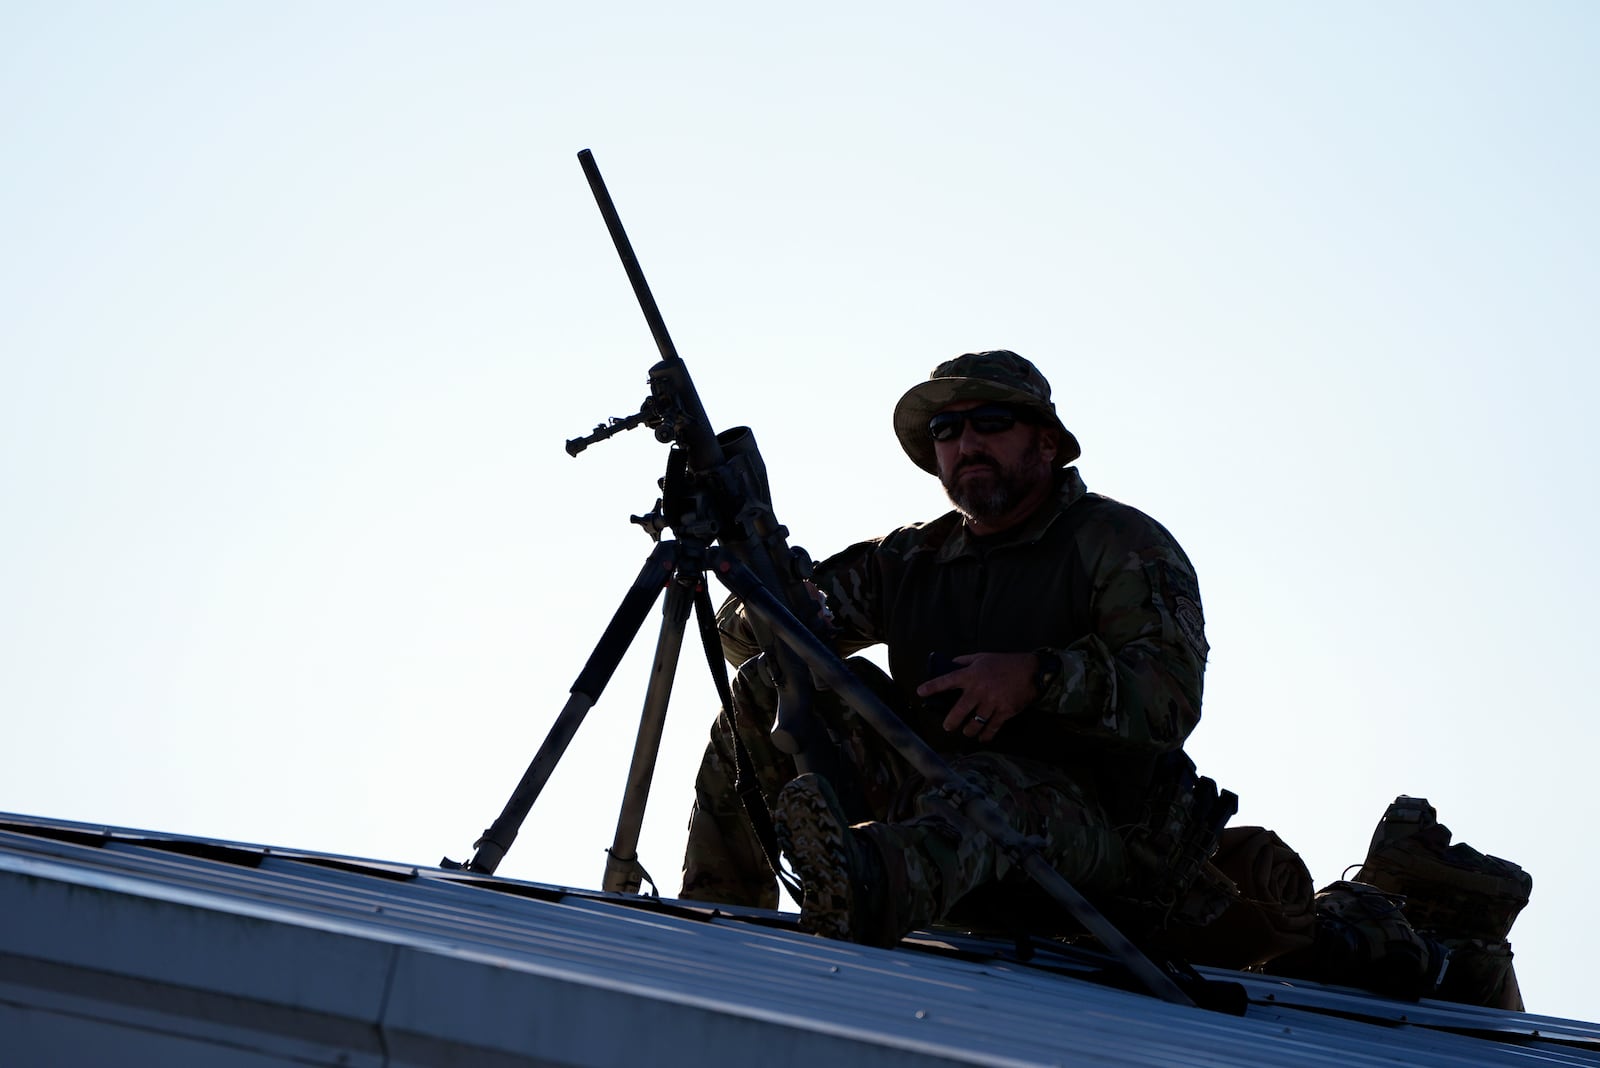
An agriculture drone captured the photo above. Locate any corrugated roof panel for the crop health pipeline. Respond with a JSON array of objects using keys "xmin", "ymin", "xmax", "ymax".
[{"xmin": 1, "ymin": 814, "xmax": 1595, "ymax": 1067}]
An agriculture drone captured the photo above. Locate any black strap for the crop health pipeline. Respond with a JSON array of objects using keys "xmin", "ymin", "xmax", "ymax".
[{"xmin": 692, "ymin": 585, "xmax": 802, "ymax": 902}]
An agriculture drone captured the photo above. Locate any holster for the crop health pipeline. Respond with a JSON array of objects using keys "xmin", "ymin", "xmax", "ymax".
[{"xmin": 1120, "ymin": 751, "xmax": 1238, "ymax": 915}]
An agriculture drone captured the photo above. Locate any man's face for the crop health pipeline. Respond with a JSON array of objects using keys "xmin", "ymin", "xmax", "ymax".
[{"xmin": 932, "ymin": 400, "xmax": 1058, "ymax": 530}]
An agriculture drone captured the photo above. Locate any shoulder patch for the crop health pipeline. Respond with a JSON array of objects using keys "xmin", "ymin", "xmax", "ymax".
[{"xmin": 1174, "ymin": 595, "xmax": 1209, "ymax": 661}]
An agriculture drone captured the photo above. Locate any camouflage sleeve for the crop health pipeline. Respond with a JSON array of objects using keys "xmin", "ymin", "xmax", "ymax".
[
  {"xmin": 715, "ymin": 537, "xmax": 889, "ymax": 666},
  {"xmin": 1035, "ymin": 516, "xmax": 1208, "ymax": 752}
]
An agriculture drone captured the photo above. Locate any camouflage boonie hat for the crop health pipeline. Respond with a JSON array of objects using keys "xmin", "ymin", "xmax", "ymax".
[{"xmin": 892, "ymin": 350, "xmax": 1080, "ymax": 474}]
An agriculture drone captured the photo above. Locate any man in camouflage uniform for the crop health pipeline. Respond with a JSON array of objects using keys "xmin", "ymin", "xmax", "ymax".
[{"xmin": 681, "ymin": 351, "xmax": 1211, "ymax": 946}]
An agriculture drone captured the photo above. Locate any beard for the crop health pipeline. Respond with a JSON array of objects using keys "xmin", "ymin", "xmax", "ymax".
[{"xmin": 940, "ymin": 437, "xmax": 1052, "ymax": 523}]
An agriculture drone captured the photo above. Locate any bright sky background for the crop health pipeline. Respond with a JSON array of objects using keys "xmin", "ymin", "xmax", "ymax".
[{"xmin": 4, "ymin": 2, "xmax": 1596, "ymax": 1021}]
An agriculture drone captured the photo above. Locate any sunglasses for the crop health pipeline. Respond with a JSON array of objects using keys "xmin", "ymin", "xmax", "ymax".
[{"xmin": 927, "ymin": 404, "xmax": 1034, "ymax": 442}]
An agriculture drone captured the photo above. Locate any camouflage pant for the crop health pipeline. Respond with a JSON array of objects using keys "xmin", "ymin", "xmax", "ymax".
[{"xmin": 681, "ymin": 656, "xmax": 1127, "ymax": 933}]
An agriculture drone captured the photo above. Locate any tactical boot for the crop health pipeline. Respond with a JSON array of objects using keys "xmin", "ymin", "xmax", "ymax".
[
  {"xmin": 774, "ymin": 773, "xmax": 893, "ymax": 946},
  {"xmin": 1354, "ymin": 796, "xmax": 1532, "ymax": 944}
]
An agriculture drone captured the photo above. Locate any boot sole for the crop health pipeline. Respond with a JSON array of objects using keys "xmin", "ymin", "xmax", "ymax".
[{"xmin": 775, "ymin": 776, "xmax": 854, "ymax": 941}]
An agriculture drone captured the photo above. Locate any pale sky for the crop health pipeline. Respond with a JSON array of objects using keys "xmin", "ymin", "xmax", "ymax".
[{"xmin": 3, "ymin": 2, "xmax": 1596, "ymax": 1021}]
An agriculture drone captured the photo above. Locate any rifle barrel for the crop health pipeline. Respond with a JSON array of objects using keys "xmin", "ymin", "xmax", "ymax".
[
  {"xmin": 578, "ymin": 149, "xmax": 682, "ymax": 366},
  {"xmin": 578, "ymin": 149, "xmax": 722, "ymax": 471}
]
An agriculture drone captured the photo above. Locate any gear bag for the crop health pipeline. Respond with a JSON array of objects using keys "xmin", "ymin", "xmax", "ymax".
[
  {"xmin": 1353, "ymin": 795, "xmax": 1531, "ymax": 1010},
  {"xmin": 1266, "ymin": 880, "xmax": 1449, "ymax": 1001},
  {"xmin": 1166, "ymin": 826, "xmax": 1316, "ymax": 969},
  {"xmin": 1354, "ymin": 795, "xmax": 1532, "ymax": 944}
]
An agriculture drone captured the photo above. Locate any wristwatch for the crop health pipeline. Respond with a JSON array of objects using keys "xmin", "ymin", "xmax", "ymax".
[{"xmin": 1032, "ymin": 648, "xmax": 1062, "ymax": 706}]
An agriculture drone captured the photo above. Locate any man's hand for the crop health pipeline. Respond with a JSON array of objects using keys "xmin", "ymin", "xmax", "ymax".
[
  {"xmin": 803, "ymin": 580, "xmax": 833, "ymax": 626},
  {"xmin": 918, "ymin": 652, "xmax": 1040, "ymax": 743}
]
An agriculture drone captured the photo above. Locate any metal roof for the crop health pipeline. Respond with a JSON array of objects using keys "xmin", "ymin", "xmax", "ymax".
[{"xmin": 2, "ymin": 812, "xmax": 1595, "ymax": 1067}]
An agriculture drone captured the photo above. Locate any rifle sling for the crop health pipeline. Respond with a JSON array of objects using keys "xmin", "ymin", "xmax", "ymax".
[{"xmin": 692, "ymin": 585, "xmax": 802, "ymax": 902}]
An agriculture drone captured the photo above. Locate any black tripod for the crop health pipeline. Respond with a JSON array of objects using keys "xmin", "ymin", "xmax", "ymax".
[
  {"xmin": 444, "ymin": 149, "xmax": 1207, "ymax": 1009},
  {"xmin": 444, "ymin": 537, "xmax": 699, "ymax": 889},
  {"xmin": 445, "ymin": 148, "xmax": 857, "ymax": 891},
  {"xmin": 448, "ymin": 504, "xmax": 838, "ymax": 895}
]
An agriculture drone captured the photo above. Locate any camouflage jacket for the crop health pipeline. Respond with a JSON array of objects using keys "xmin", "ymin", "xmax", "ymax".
[{"xmin": 719, "ymin": 468, "xmax": 1207, "ymax": 820}]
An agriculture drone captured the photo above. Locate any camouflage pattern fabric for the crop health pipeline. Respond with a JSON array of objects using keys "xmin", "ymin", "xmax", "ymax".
[
  {"xmin": 891, "ymin": 349, "xmax": 1081, "ymax": 474},
  {"xmin": 859, "ymin": 751, "xmax": 1127, "ymax": 943},
  {"xmin": 683, "ymin": 467, "xmax": 1212, "ymax": 944},
  {"xmin": 716, "ymin": 469, "xmax": 1207, "ymax": 798},
  {"xmin": 681, "ymin": 653, "xmax": 1129, "ymax": 942},
  {"xmin": 681, "ymin": 657, "xmax": 911, "ymax": 910}
]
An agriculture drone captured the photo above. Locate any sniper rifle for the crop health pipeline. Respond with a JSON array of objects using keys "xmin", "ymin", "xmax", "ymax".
[{"xmin": 448, "ymin": 150, "xmax": 1226, "ymax": 1011}]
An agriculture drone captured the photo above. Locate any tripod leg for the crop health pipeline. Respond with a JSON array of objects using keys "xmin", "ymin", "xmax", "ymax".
[
  {"xmin": 456, "ymin": 543, "xmax": 676, "ymax": 875},
  {"xmin": 603, "ymin": 577, "xmax": 696, "ymax": 893},
  {"xmin": 710, "ymin": 550, "xmax": 1195, "ymax": 1009}
]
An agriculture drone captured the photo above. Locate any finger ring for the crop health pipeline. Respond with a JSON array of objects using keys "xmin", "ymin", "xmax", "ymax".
[{"xmin": 972, "ymin": 715, "xmax": 989, "ymax": 725}]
